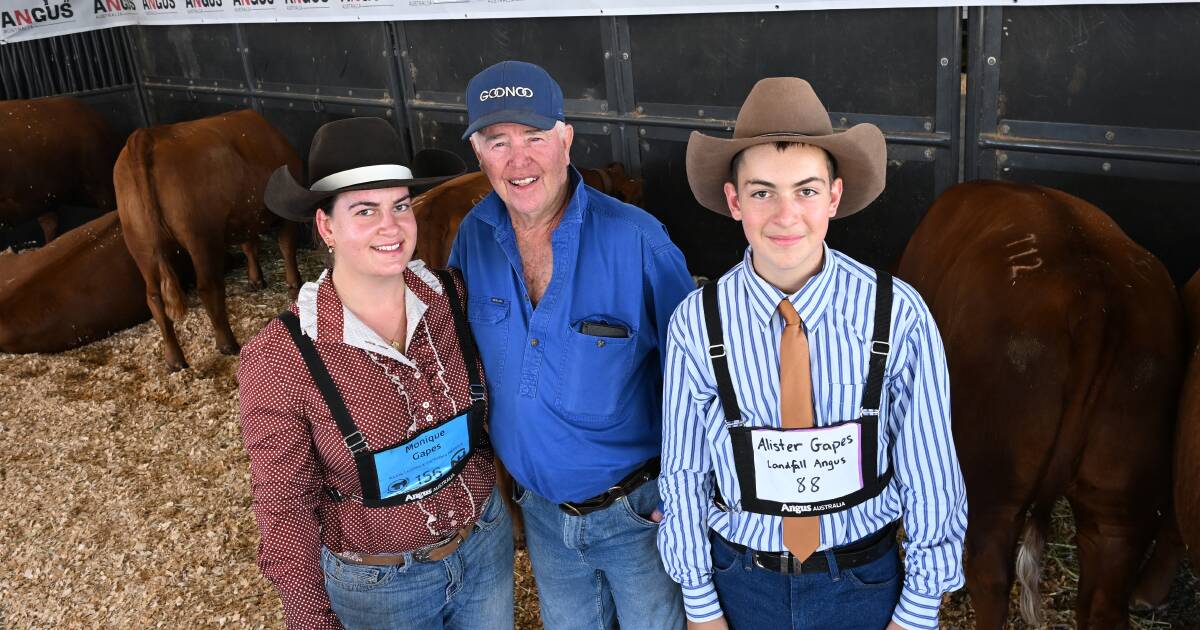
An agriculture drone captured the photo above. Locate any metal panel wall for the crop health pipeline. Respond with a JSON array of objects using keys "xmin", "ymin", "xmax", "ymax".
[
  {"xmin": 966, "ymin": 4, "xmax": 1200, "ymax": 284},
  {"xmin": 130, "ymin": 21, "xmax": 404, "ymax": 161},
  {"xmin": 399, "ymin": 10, "xmax": 960, "ymax": 278}
]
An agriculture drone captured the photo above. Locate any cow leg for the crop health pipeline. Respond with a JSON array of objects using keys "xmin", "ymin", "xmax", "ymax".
[
  {"xmin": 37, "ymin": 210, "xmax": 58, "ymax": 243},
  {"xmin": 1070, "ymin": 496, "xmax": 1151, "ymax": 630},
  {"xmin": 188, "ymin": 245, "xmax": 240, "ymax": 356},
  {"xmin": 963, "ymin": 505, "xmax": 1024, "ymax": 629},
  {"xmin": 242, "ymin": 240, "xmax": 265, "ymax": 291},
  {"xmin": 277, "ymin": 220, "xmax": 302, "ymax": 300},
  {"xmin": 1130, "ymin": 508, "xmax": 1183, "ymax": 610},
  {"xmin": 142, "ymin": 272, "xmax": 189, "ymax": 371}
]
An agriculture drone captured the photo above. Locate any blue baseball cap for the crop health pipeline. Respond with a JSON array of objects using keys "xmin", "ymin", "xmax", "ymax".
[{"xmin": 461, "ymin": 60, "xmax": 565, "ymax": 141}]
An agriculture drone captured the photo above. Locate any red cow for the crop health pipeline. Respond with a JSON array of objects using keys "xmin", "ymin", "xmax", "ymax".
[
  {"xmin": 1173, "ymin": 272, "xmax": 1200, "ymax": 579},
  {"xmin": 0, "ymin": 97, "xmax": 121, "ymax": 243},
  {"xmin": 896, "ymin": 181, "xmax": 1184, "ymax": 629},
  {"xmin": 0, "ymin": 212, "xmax": 150, "ymax": 353},
  {"xmin": 115, "ymin": 109, "xmax": 302, "ymax": 371}
]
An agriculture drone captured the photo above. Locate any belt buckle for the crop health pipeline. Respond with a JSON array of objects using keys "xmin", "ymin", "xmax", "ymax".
[
  {"xmin": 561, "ymin": 502, "xmax": 583, "ymax": 516},
  {"xmin": 413, "ymin": 530, "xmax": 463, "ymax": 563}
]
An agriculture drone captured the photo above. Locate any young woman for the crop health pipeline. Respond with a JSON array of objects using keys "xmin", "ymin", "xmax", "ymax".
[{"xmin": 238, "ymin": 117, "xmax": 512, "ymax": 630}]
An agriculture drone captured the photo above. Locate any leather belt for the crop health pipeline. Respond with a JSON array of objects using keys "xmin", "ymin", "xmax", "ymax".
[
  {"xmin": 336, "ymin": 520, "xmax": 475, "ymax": 567},
  {"xmin": 714, "ymin": 521, "xmax": 898, "ymax": 575},
  {"xmin": 558, "ymin": 458, "xmax": 661, "ymax": 516}
]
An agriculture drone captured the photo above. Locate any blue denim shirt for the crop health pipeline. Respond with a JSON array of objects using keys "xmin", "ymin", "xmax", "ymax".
[{"xmin": 449, "ymin": 167, "xmax": 694, "ymax": 504}]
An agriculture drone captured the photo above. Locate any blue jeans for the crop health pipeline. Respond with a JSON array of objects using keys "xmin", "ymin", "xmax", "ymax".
[
  {"xmin": 515, "ymin": 480, "xmax": 685, "ymax": 630},
  {"xmin": 321, "ymin": 487, "xmax": 514, "ymax": 630},
  {"xmin": 710, "ymin": 531, "xmax": 902, "ymax": 630}
]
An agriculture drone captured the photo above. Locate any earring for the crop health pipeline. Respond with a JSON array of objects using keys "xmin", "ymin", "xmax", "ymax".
[{"xmin": 326, "ymin": 243, "xmax": 334, "ymax": 253}]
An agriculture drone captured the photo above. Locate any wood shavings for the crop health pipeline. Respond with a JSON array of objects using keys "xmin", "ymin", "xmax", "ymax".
[{"xmin": 0, "ymin": 242, "xmax": 1194, "ymax": 628}]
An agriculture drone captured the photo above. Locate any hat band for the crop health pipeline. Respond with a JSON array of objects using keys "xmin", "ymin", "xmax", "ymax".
[{"xmin": 311, "ymin": 164, "xmax": 415, "ymax": 192}]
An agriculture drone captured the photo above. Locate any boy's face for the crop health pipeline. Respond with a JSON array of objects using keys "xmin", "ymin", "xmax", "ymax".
[{"xmin": 723, "ymin": 143, "xmax": 843, "ymax": 293}]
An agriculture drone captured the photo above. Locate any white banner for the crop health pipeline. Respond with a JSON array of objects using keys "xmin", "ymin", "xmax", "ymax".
[{"xmin": 3, "ymin": 0, "xmax": 1195, "ymax": 44}]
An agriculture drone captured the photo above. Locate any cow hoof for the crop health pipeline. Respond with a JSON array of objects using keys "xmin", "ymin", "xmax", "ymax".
[
  {"xmin": 166, "ymin": 359, "xmax": 189, "ymax": 372},
  {"xmin": 219, "ymin": 342, "xmax": 241, "ymax": 356},
  {"xmin": 247, "ymin": 278, "xmax": 266, "ymax": 291}
]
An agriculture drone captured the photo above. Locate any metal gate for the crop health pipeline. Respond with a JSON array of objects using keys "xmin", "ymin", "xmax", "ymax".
[
  {"xmin": 397, "ymin": 8, "xmax": 962, "ymax": 278},
  {"xmin": 966, "ymin": 4, "xmax": 1200, "ymax": 284},
  {"xmin": 8, "ymin": 5, "xmax": 1200, "ymax": 284},
  {"xmin": 129, "ymin": 21, "xmax": 407, "ymax": 162}
]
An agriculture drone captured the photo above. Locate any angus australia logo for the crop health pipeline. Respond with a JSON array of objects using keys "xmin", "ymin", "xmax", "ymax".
[
  {"xmin": 141, "ymin": 0, "xmax": 175, "ymax": 9},
  {"xmin": 2, "ymin": 0, "xmax": 74, "ymax": 28},
  {"xmin": 479, "ymin": 87, "xmax": 534, "ymax": 102},
  {"xmin": 184, "ymin": 0, "xmax": 222, "ymax": 6},
  {"xmin": 94, "ymin": 0, "xmax": 136, "ymax": 12}
]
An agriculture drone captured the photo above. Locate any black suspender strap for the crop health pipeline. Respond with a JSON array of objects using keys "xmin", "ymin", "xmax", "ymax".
[
  {"xmin": 861, "ymin": 271, "xmax": 893, "ymax": 416},
  {"xmin": 702, "ymin": 281, "xmax": 742, "ymax": 426},
  {"xmin": 432, "ymin": 268, "xmax": 486, "ymax": 403},
  {"xmin": 859, "ymin": 272, "xmax": 893, "ymax": 489},
  {"xmin": 277, "ymin": 310, "xmax": 368, "ymax": 454}
]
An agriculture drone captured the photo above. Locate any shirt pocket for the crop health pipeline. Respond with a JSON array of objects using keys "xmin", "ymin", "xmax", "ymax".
[
  {"xmin": 555, "ymin": 318, "xmax": 637, "ymax": 423},
  {"xmin": 467, "ymin": 296, "xmax": 511, "ymax": 388},
  {"xmin": 821, "ymin": 381, "xmax": 867, "ymax": 424}
]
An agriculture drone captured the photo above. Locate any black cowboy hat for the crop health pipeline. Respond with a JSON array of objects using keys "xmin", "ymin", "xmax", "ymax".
[{"xmin": 265, "ymin": 117, "xmax": 467, "ymax": 222}]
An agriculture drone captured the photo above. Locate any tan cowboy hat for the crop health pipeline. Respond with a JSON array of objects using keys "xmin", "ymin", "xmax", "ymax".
[{"xmin": 685, "ymin": 77, "xmax": 887, "ymax": 219}]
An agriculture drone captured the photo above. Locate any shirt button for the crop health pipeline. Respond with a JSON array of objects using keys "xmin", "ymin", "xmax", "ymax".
[
  {"xmin": 426, "ymin": 414, "xmax": 433, "ymax": 421},
  {"xmin": 530, "ymin": 338, "xmax": 539, "ymax": 347},
  {"xmin": 596, "ymin": 340, "xmax": 606, "ymax": 348},
  {"xmin": 422, "ymin": 402, "xmax": 430, "ymax": 409}
]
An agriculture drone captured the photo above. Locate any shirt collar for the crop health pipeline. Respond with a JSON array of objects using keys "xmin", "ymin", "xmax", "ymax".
[
  {"xmin": 295, "ymin": 260, "xmax": 444, "ymax": 368},
  {"xmin": 473, "ymin": 166, "xmax": 587, "ymax": 234},
  {"xmin": 738, "ymin": 242, "xmax": 839, "ymax": 331}
]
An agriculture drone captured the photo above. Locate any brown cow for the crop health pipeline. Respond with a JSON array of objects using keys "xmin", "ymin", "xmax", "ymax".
[
  {"xmin": 1134, "ymin": 270, "xmax": 1200, "ymax": 607},
  {"xmin": 0, "ymin": 212, "xmax": 150, "ymax": 353},
  {"xmin": 0, "ymin": 97, "xmax": 121, "ymax": 243},
  {"xmin": 896, "ymin": 181, "xmax": 1184, "ymax": 629},
  {"xmin": 115, "ymin": 109, "xmax": 302, "ymax": 371},
  {"xmin": 412, "ymin": 164, "xmax": 645, "ymax": 268},
  {"xmin": 1128, "ymin": 270, "xmax": 1200, "ymax": 609}
]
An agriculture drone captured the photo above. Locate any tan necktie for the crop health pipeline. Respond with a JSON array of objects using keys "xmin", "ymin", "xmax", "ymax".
[{"xmin": 778, "ymin": 298, "xmax": 821, "ymax": 562}]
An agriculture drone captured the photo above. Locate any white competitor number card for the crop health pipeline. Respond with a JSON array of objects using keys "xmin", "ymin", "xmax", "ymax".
[{"xmin": 751, "ymin": 423, "xmax": 864, "ymax": 504}]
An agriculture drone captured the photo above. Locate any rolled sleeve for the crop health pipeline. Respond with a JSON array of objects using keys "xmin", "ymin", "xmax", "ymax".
[
  {"xmin": 658, "ymin": 298, "xmax": 725, "ymax": 623},
  {"xmin": 681, "ymin": 580, "xmax": 723, "ymax": 622},
  {"xmin": 888, "ymin": 295, "xmax": 968, "ymax": 629},
  {"xmin": 892, "ymin": 588, "xmax": 944, "ymax": 629},
  {"xmin": 238, "ymin": 331, "xmax": 344, "ymax": 630}
]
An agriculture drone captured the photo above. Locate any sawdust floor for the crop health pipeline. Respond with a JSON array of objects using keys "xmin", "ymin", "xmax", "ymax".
[{"xmin": 1, "ymin": 243, "xmax": 1197, "ymax": 629}]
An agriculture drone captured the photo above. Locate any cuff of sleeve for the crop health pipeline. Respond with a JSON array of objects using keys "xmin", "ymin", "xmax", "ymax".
[
  {"xmin": 891, "ymin": 587, "xmax": 942, "ymax": 630},
  {"xmin": 681, "ymin": 581, "xmax": 723, "ymax": 622}
]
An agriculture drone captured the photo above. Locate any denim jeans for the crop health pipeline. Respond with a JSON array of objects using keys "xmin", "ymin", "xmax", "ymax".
[
  {"xmin": 709, "ymin": 531, "xmax": 902, "ymax": 630},
  {"xmin": 514, "ymin": 479, "xmax": 685, "ymax": 630},
  {"xmin": 321, "ymin": 487, "xmax": 514, "ymax": 630}
]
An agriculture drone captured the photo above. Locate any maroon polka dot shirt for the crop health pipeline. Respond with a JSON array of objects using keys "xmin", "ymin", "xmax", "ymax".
[{"xmin": 238, "ymin": 263, "xmax": 496, "ymax": 629}]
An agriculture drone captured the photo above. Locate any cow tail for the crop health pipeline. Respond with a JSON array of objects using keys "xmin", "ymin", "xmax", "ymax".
[
  {"xmin": 127, "ymin": 129, "xmax": 187, "ymax": 322},
  {"xmin": 1015, "ymin": 503, "xmax": 1051, "ymax": 625}
]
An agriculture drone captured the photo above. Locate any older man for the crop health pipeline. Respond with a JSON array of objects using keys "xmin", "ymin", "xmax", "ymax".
[{"xmin": 448, "ymin": 60, "xmax": 693, "ymax": 629}]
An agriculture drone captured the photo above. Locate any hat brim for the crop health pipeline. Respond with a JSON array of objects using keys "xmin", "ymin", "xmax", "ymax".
[
  {"xmin": 265, "ymin": 148, "xmax": 468, "ymax": 222},
  {"xmin": 460, "ymin": 109, "xmax": 561, "ymax": 141},
  {"xmin": 684, "ymin": 124, "xmax": 887, "ymax": 219}
]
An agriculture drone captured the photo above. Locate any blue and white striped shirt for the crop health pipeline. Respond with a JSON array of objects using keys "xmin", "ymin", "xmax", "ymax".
[{"xmin": 657, "ymin": 245, "xmax": 966, "ymax": 629}]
